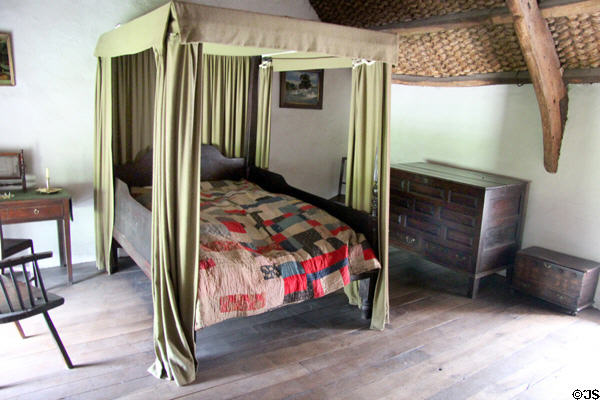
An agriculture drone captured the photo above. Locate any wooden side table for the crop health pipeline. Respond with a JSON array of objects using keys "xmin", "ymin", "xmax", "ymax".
[{"xmin": 0, "ymin": 190, "xmax": 73, "ymax": 283}]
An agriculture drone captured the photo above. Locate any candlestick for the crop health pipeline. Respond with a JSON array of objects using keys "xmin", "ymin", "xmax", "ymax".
[
  {"xmin": 46, "ymin": 168, "xmax": 49, "ymax": 179},
  {"xmin": 45, "ymin": 168, "xmax": 50, "ymax": 189}
]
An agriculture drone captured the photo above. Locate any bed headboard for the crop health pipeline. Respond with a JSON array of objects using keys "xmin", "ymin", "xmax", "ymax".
[
  {"xmin": 113, "ymin": 150, "xmax": 153, "ymax": 188},
  {"xmin": 200, "ymin": 144, "xmax": 245, "ymax": 181},
  {"xmin": 113, "ymin": 145, "xmax": 246, "ymax": 187}
]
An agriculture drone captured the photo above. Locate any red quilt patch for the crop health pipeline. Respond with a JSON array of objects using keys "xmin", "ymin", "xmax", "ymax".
[
  {"xmin": 221, "ymin": 220, "xmax": 246, "ymax": 233},
  {"xmin": 199, "ymin": 258, "xmax": 216, "ymax": 270},
  {"xmin": 271, "ymin": 233, "xmax": 287, "ymax": 243},
  {"xmin": 284, "ymin": 274, "xmax": 307, "ymax": 295},
  {"xmin": 312, "ymin": 279, "xmax": 325, "ymax": 298},
  {"xmin": 201, "ymin": 241, "xmax": 241, "ymax": 252},
  {"xmin": 330, "ymin": 225, "xmax": 350, "ymax": 235},
  {"xmin": 340, "ymin": 265, "xmax": 350, "ymax": 285},
  {"xmin": 301, "ymin": 245, "xmax": 348, "ymax": 274},
  {"xmin": 363, "ymin": 248, "xmax": 376, "ymax": 260},
  {"xmin": 220, "ymin": 293, "xmax": 265, "ymax": 313},
  {"xmin": 225, "ymin": 209, "xmax": 247, "ymax": 215}
]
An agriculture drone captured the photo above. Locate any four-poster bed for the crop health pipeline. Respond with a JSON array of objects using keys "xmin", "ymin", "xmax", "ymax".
[{"xmin": 94, "ymin": 1, "xmax": 397, "ymax": 385}]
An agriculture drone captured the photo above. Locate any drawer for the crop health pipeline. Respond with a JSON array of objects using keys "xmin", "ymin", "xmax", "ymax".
[
  {"xmin": 514, "ymin": 255, "xmax": 583, "ymax": 296},
  {"xmin": 423, "ymin": 240, "xmax": 474, "ymax": 273},
  {"xmin": 0, "ymin": 203, "xmax": 64, "ymax": 223},
  {"xmin": 389, "ymin": 225, "xmax": 420, "ymax": 251},
  {"xmin": 512, "ymin": 279, "xmax": 579, "ymax": 310}
]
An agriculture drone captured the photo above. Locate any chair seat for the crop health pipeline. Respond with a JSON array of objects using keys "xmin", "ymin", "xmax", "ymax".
[
  {"xmin": 2, "ymin": 238, "xmax": 33, "ymax": 258},
  {"xmin": 0, "ymin": 275, "xmax": 64, "ymax": 323}
]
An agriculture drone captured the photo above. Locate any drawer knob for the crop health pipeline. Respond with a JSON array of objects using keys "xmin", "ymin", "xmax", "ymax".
[{"xmin": 33, "ymin": 208, "xmax": 40, "ymax": 215}]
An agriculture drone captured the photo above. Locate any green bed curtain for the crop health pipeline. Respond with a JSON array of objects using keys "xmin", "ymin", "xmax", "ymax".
[
  {"xmin": 93, "ymin": 57, "xmax": 114, "ymax": 272},
  {"xmin": 111, "ymin": 49, "xmax": 157, "ymax": 164},
  {"xmin": 201, "ymin": 54, "xmax": 250, "ymax": 158},
  {"xmin": 255, "ymin": 61, "xmax": 273, "ymax": 168},
  {"xmin": 344, "ymin": 61, "xmax": 391, "ymax": 330},
  {"xmin": 148, "ymin": 36, "xmax": 203, "ymax": 386}
]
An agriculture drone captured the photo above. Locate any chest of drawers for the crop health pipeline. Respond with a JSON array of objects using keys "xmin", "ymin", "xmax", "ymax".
[
  {"xmin": 513, "ymin": 247, "xmax": 600, "ymax": 315},
  {"xmin": 389, "ymin": 162, "xmax": 528, "ymax": 298}
]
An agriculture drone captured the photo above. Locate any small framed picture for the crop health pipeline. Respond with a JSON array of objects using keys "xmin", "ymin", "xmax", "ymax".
[
  {"xmin": 279, "ymin": 69, "xmax": 323, "ymax": 109},
  {"xmin": 0, "ymin": 33, "xmax": 15, "ymax": 86}
]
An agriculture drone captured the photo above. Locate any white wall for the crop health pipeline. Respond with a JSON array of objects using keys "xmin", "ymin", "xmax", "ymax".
[
  {"xmin": 390, "ymin": 83, "xmax": 600, "ymax": 307},
  {"xmin": 269, "ymin": 68, "xmax": 352, "ymax": 199},
  {"xmin": 0, "ymin": 0, "xmax": 318, "ymax": 268}
]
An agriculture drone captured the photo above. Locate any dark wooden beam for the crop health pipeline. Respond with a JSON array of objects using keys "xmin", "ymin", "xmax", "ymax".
[
  {"xmin": 243, "ymin": 56, "xmax": 261, "ymax": 169},
  {"xmin": 391, "ymin": 68, "xmax": 600, "ymax": 87},
  {"xmin": 374, "ymin": 0, "xmax": 600, "ymax": 35},
  {"xmin": 507, "ymin": 0, "xmax": 568, "ymax": 173}
]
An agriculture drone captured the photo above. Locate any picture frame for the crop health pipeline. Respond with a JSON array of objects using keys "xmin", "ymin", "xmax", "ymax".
[
  {"xmin": 0, "ymin": 33, "xmax": 15, "ymax": 86},
  {"xmin": 279, "ymin": 69, "xmax": 323, "ymax": 109}
]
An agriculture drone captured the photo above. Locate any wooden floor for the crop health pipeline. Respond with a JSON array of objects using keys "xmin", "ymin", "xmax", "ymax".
[{"xmin": 2, "ymin": 249, "xmax": 599, "ymax": 399}]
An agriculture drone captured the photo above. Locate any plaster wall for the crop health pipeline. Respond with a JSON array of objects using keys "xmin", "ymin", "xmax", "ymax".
[
  {"xmin": 269, "ymin": 69, "xmax": 352, "ymax": 199},
  {"xmin": 390, "ymin": 83, "xmax": 600, "ymax": 308},
  {"xmin": 0, "ymin": 0, "xmax": 318, "ymax": 268}
]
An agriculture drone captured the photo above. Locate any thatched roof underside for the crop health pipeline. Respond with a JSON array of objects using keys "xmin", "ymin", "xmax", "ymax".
[{"xmin": 309, "ymin": 0, "xmax": 600, "ymax": 79}]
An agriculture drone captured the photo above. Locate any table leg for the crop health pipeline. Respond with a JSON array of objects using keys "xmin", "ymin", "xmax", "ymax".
[
  {"xmin": 57, "ymin": 220, "xmax": 66, "ymax": 268},
  {"xmin": 57, "ymin": 206, "xmax": 73, "ymax": 284}
]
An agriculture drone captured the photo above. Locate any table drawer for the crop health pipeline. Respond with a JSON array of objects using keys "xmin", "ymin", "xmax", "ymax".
[
  {"xmin": 389, "ymin": 224, "xmax": 420, "ymax": 251},
  {"xmin": 423, "ymin": 240, "xmax": 474, "ymax": 273},
  {"xmin": 0, "ymin": 203, "xmax": 64, "ymax": 222}
]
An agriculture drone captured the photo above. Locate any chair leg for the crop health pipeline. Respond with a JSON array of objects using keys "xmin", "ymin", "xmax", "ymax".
[
  {"xmin": 43, "ymin": 311, "xmax": 74, "ymax": 369},
  {"xmin": 14, "ymin": 321, "xmax": 26, "ymax": 339}
]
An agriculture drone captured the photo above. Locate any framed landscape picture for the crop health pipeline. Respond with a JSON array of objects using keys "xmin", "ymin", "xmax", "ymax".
[
  {"xmin": 279, "ymin": 69, "xmax": 323, "ymax": 109},
  {"xmin": 0, "ymin": 33, "xmax": 15, "ymax": 86}
]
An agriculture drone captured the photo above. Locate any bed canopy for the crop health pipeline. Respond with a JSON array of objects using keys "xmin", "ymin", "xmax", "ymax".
[{"xmin": 94, "ymin": 1, "xmax": 397, "ymax": 385}]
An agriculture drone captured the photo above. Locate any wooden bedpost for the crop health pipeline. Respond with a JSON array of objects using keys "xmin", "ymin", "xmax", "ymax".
[
  {"xmin": 358, "ymin": 271, "xmax": 378, "ymax": 319},
  {"xmin": 244, "ymin": 56, "xmax": 261, "ymax": 176}
]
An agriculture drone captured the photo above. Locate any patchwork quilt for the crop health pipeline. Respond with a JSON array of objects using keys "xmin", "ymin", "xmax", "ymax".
[{"xmin": 196, "ymin": 179, "xmax": 381, "ymax": 329}]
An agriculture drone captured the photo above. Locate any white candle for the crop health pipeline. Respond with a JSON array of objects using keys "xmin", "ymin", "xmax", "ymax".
[{"xmin": 45, "ymin": 168, "xmax": 49, "ymax": 179}]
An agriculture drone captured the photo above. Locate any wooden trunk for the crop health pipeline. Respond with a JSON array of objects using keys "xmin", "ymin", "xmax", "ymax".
[
  {"xmin": 389, "ymin": 162, "xmax": 528, "ymax": 298},
  {"xmin": 512, "ymin": 246, "xmax": 600, "ymax": 315}
]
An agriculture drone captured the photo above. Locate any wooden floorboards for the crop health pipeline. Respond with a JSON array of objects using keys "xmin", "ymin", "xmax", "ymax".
[{"xmin": 1, "ymin": 249, "xmax": 599, "ymax": 399}]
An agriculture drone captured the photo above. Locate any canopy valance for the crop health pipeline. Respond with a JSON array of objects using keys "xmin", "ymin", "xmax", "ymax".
[{"xmin": 94, "ymin": 1, "xmax": 397, "ymax": 64}]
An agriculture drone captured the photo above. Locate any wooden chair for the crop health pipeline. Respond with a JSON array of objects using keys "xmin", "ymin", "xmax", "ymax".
[
  {"xmin": 0, "ymin": 251, "xmax": 73, "ymax": 369},
  {"xmin": 0, "ymin": 217, "xmax": 36, "ymax": 337},
  {"xmin": 0, "ymin": 218, "xmax": 35, "ymax": 260},
  {"xmin": 330, "ymin": 156, "xmax": 347, "ymax": 204}
]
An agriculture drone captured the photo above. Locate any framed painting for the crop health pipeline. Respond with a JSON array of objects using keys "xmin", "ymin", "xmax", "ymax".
[
  {"xmin": 0, "ymin": 33, "xmax": 15, "ymax": 86},
  {"xmin": 279, "ymin": 69, "xmax": 323, "ymax": 109}
]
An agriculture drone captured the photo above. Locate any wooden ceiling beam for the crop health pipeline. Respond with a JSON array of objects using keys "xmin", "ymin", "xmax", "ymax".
[
  {"xmin": 391, "ymin": 68, "xmax": 600, "ymax": 87},
  {"xmin": 507, "ymin": 0, "xmax": 568, "ymax": 173},
  {"xmin": 375, "ymin": 0, "xmax": 600, "ymax": 35}
]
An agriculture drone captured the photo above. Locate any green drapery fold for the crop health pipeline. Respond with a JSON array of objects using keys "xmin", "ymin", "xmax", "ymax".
[
  {"xmin": 93, "ymin": 57, "xmax": 114, "ymax": 272},
  {"xmin": 344, "ymin": 61, "xmax": 391, "ymax": 330},
  {"xmin": 148, "ymin": 36, "xmax": 203, "ymax": 386},
  {"xmin": 112, "ymin": 49, "xmax": 157, "ymax": 164},
  {"xmin": 201, "ymin": 54, "xmax": 250, "ymax": 158},
  {"xmin": 255, "ymin": 61, "xmax": 273, "ymax": 168}
]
